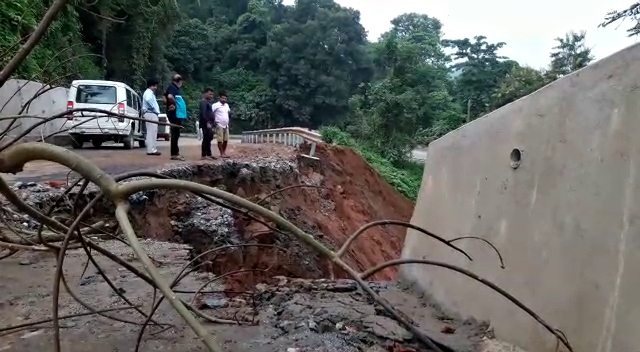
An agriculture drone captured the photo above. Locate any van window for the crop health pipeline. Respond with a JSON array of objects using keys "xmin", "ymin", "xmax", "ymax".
[
  {"xmin": 133, "ymin": 94, "xmax": 140, "ymax": 111},
  {"xmin": 75, "ymin": 85, "xmax": 117, "ymax": 105},
  {"xmin": 126, "ymin": 89, "xmax": 134, "ymax": 108}
]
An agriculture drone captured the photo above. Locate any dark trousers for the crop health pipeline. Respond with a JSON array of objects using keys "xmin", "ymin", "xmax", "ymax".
[
  {"xmin": 168, "ymin": 116, "xmax": 182, "ymax": 156},
  {"xmin": 201, "ymin": 126, "xmax": 213, "ymax": 157}
]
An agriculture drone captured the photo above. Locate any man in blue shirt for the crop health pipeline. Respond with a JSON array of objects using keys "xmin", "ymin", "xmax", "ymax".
[
  {"xmin": 164, "ymin": 74, "xmax": 187, "ymax": 161},
  {"xmin": 142, "ymin": 78, "xmax": 161, "ymax": 156}
]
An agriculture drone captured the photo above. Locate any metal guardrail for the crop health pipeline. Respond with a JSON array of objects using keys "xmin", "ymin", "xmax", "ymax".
[{"xmin": 241, "ymin": 127, "xmax": 321, "ymax": 159}]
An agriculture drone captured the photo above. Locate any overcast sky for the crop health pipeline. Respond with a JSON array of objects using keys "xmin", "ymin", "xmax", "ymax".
[{"xmin": 282, "ymin": 0, "xmax": 639, "ymax": 69}]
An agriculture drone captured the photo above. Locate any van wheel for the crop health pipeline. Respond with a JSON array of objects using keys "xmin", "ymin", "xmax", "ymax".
[
  {"xmin": 138, "ymin": 140, "xmax": 146, "ymax": 148},
  {"xmin": 71, "ymin": 138, "xmax": 83, "ymax": 149},
  {"xmin": 123, "ymin": 134, "xmax": 133, "ymax": 149},
  {"xmin": 91, "ymin": 140, "xmax": 103, "ymax": 148}
]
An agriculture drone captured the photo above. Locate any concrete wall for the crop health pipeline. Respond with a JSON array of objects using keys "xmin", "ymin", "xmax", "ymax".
[
  {"xmin": 0, "ymin": 79, "xmax": 69, "ymax": 142},
  {"xmin": 401, "ymin": 43, "xmax": 640, "ymax": 352}
]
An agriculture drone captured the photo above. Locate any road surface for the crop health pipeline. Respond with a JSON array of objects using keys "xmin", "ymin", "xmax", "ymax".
[
  {"xmin": 3, "ymin": 136, "xmax": 428, "ymax": 183},
  {"xmin": 411, "ymin": 149, "xmax": 427, "ymax": 161},
  {"xmin": 3, "ymin": 137, "xmax": 293, "ymax": 184}
]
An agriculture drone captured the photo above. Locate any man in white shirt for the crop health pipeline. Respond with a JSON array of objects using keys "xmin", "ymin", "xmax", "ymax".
[
  {"xmin": 211, "ymin": 91, "xmax": 231, "ymax": 158},
  {"xmin": 142, "ymin": 78, "xmax": 161, "ymax": 156}
]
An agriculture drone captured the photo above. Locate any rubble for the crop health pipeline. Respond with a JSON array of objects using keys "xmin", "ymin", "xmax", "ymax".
[{"xmin": 0, "ymin": 144, "xmax": 529, "ymax": 351}]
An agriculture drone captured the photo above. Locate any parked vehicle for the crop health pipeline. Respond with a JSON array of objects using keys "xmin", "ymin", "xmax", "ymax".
[
  {"xmin": 65, "ymin": 80, "xmax": 145, "ymax": 149},
  {"xmin": 157, "ymin": 113, "xmax": 170, "ymax": 141},
  {"xmin": 138, "ymin": 98, "xmax": 170, "ymax": 141}
]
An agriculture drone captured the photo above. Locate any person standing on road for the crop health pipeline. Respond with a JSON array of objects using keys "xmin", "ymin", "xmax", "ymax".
[
  {"xmin": 211, "ymin": 91, "xmax": 231, "ymax": 158},
  {"xmin": 142, "ymin": 78, "xmax": 162, "ymax": 156},
  {"xmin": 164, "ymin": 74, "xmax": 187, "ymax": 161},
  {"xmin": 198, "ymin": 88, "xmax": 216, "ymax": 160}
]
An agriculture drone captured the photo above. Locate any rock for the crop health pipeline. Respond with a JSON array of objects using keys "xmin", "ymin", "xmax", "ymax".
[
  {"xmin": 277, "ymin": 320, "xmax": 296, "ymax": 333},
  {"xmin": 274, "ymin": 276, "xmax": 288, "ymax": 286},
  {"xmin": 362, "ymin": 316, "xmax": 412, "ymax": 341},
  {"xmin": 308, "ymin": 319, "xmax": 318, "ymax": 332},
  {"xmin": 441, "ymin": 325, "xmax": 456, "ymax": 334},
  {"xmin": 199, "ymin": 298, "xmax": 229, "ymax": 309},
  {"xmin": 20, "ymin": 329, "xmax": 44, "ymax": 339},
  {"xmin": 80, "ymin": 275, "xmax": 98, "ymax": 286},
  {"xmin": 45, "ymin": 180, "xmax": 66, "ymax": 188},
  {"xmin": 326, "ymin": 280, "xmax": 358, "ymax": 292}
]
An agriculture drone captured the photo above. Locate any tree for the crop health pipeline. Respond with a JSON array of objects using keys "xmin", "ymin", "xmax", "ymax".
[
  {"xmin": 259, "ymin": 0, "xmax": 373, "ymax": 128},
  {"xmin": 349, "ymin": 16, "xmax": 463, "ymax": 161},
  {"xmin": 386, "ymin": 13, "xmax": 448, "ymax": 66},
  {"xmin": 443, "ymin": 36, "xmax": 512, "ymax": 120},
  {"xmin": 4, "ymin": 0, "xmax": 594, "ymax": 155},
  {"xmin": 492, "ymin": 64, "xmax": 546, "ymax": 109},
  {"xmin": 547, "ymin": 30, "xmax": 594, "ymax": 79},
  {"xmin": 601, "ymin": 2, "xmax": 640, "ymax": 36}
]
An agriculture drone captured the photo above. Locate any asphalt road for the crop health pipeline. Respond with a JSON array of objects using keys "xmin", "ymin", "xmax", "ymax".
[
  {"xmin": 411, "ymin": 149, "xmax": 428, "ymax": 161},
  {"xmin": 4, "ymin": 136, "xmax": 427, "ymax": 184},
  {"xmin": 4, "ymin": 137, "xmax": 246, "ymax": 184}
]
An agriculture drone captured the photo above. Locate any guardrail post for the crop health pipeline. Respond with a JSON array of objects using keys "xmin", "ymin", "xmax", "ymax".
[
  {"xmin": 309, "ymin": 142, "xmax": 316, "ymax": 157},
  {"xmin": 300, "ymin": 142, "xmax": 319, "ymax": 161}
]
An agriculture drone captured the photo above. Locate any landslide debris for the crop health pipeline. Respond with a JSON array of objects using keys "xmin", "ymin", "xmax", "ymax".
[{"xmin": 0, "ymin": 143, "xmax": 521, "ymax": 351}]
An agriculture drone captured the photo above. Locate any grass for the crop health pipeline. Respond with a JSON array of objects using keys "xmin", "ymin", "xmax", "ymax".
[{"xmin": 320, "ymin": 126, "xmax": 423, "ymax": 201}]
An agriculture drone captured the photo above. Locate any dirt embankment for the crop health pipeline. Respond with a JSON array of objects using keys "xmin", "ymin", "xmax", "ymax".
[{"xmin": 129, "ymin": 143, "xmax": 415, "ymax": 290}]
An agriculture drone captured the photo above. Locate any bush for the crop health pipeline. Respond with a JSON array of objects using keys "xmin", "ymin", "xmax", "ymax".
[{"xmin": 320, "ymin": 126, "xmax": 423, "ymax": 201}]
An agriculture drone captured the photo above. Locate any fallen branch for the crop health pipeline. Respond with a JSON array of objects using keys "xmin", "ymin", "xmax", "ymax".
[{"xmin": 0, "ymin": 141, "xmax": 573, "ymax": 352}]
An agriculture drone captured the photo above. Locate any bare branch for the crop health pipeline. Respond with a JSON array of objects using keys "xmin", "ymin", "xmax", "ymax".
[{"xmin": 360, "ymin": 258, "xmax": 573, "ymax": 351}]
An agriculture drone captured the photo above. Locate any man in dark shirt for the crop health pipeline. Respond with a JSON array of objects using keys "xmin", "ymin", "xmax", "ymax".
[
  {"xmin": 164, "ymin": 74, "xmax": 186, "ymax": 161},
  {"xmin": 198, "ymin": 88, "xmax": 216, "ymax": 160}
]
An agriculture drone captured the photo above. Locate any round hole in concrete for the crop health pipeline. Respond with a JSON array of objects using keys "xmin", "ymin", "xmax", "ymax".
[{"xmin": 510, "ymin": 148, "xmax": 522, "ymax": 169}]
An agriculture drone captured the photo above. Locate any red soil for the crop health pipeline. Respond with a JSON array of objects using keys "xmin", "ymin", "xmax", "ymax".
[{"xmin": 132, "ymin": 143, "xmax": 416, "ymax": 291}]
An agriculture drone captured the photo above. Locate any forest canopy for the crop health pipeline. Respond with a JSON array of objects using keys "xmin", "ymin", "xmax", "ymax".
[{"xmin": 0, "ymin": 0, "xmax": 616, "ymax": 198}]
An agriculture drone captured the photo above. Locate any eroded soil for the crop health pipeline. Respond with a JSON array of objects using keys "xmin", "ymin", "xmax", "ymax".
[
  {"xmin": 0, "ymin": 240, "xmax": 496, "ymax": 352},
  {"xmin": 0, "ymin": 143, "xmax": 524, "ymax": 351}
]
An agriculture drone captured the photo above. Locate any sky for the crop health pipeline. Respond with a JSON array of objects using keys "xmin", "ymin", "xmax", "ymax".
[{"xmin": 282, "ymin": 0, "xmax": 639, "ymax": 69}]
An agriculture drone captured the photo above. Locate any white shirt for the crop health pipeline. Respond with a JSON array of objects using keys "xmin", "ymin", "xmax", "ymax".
[
  {"xmin": 211, "ymin": 101, "xmax": 231, "ymax": 128},
  {"xmin": 142, "ymin": 88, "xmax": 160, "ymax": 114}
]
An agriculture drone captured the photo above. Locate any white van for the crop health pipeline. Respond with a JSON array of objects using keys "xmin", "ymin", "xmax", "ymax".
[{"xmin": 65, "ymin": 80, "xmax": 145, "ymax": 149}]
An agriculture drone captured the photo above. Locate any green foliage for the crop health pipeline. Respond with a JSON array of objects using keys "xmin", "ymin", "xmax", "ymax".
[
  {"xmin": 443, "ymin": 36, "xmax": 512, "ymax": 120},
  {"xmin": 0, "ymin": 1, "xmax": 102, "ymax": 83},
  {"xmin": 492, "ymin": 64, "xmax": 547, "ymax": 108},
  {"xmin": 320, "ymin": 126, "xmax": 423, "ymax": 200},
  {"xmin": 546, "ymin": 31, "xmax": 595, "ymax": 80},
  {"xmin": 600, "ymin": 2, "xmax": 640, "ymax": 36},
  {"xmin": 1, "ymin": 0, "xmax": 605, "ymax": 201},
  {"xmin": 345, "ymin": 15, "xmax": 464, "ymax": 164}
]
